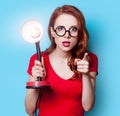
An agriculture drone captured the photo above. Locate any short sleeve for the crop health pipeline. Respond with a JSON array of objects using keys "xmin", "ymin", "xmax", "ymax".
[
  {"xmin": 27, "ymin": 54, "xmax": 37, "ymax": 76},
  {"xmin": 89, "ymin": 52, "xmax": 98, "ymax": 74}
]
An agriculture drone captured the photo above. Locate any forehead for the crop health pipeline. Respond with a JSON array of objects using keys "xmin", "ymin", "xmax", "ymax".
[{"xmin": 54, "ymin": 13, "xmax": 78, "ymax": 27}]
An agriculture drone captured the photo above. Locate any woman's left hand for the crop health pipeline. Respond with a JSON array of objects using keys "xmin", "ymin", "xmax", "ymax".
[{"xmin": 74, "ymin": 53, "xmax": 89, "ymax": 74}]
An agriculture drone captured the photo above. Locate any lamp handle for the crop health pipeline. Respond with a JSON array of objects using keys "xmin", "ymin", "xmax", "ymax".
[{"xmin": 36, "ymin": 42, "xmax": 42, "ymax": 81}]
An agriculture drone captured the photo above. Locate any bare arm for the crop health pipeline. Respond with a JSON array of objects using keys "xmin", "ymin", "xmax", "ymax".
[
  {"xmin": 82, "ymin": 72, "xmax": 97, "ymax": 111},
  {"xmin": 25, "ymin": 59, "xmax": 46, "ymax": 115},
  {"xmin": 75, "ymin": 53, "xmax": 97, "ymax": 111},
  {"xmin": 25, "ymin": 75, "xmax": 40, "ymax": 116}
]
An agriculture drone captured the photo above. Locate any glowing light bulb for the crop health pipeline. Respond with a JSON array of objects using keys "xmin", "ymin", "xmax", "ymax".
[
  {"xmin": 31, "ymin": 27, "xmax": 41, "ymax": 38},
  {"xmin": 21, "ymin": 20, "xmax": 44, "ymax": 43}
]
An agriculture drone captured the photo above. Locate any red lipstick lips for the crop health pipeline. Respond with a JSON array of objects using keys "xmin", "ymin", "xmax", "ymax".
[{"xmin": 62, "ymin": 41, "xmax": 71, "ymax": 47}]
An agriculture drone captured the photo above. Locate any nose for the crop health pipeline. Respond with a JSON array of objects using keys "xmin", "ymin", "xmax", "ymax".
[{"xmin": 64, "ymin": 31, "xmax": 70, "ymax": 38}]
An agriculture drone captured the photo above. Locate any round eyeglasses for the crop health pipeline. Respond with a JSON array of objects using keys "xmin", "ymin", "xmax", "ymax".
[{"xmin": 53, "ymin": 26, "xmax": 78, "ymax": 38}]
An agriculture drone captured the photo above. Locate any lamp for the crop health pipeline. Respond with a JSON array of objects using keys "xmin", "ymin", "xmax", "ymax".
[{"xmin": 21, "ymin": 19, "xmax": 50, "ymax": 89}]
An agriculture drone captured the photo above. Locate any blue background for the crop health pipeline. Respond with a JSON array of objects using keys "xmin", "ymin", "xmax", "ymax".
[{"xmin": 0, "ymin": 0, "xmax": 120, "ymax": 116}]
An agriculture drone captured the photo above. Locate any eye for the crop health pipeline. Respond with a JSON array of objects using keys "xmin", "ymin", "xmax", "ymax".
[
  {"xmin": 56, "ymin": 26, "xmax": 64, "ymax": 31},
  {"xmin": 70, "ymin": 26, "xmax": 78, "ymax": 32}
]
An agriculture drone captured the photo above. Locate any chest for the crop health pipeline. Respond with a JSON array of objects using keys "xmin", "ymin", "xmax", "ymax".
[
  {"xmin": 45, "ymin": 63, "xmax": 83, "ymax": 99},
  {"xmin": 50, "ymin": 59, "xmax": 74, "ymax": 80},
  {"xmin": 46, "ymin": 73, "xmax": 83, "ymax": 99}
]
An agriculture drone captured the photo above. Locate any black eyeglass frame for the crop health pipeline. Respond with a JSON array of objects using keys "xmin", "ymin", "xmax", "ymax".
[{"xmin": 53, "ymin": 26, "xmax": 79, "ymax": 38}]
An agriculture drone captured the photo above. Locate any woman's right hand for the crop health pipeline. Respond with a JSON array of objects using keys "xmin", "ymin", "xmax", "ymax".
[{"xmin": 32, "ymin": 58, "xmax": 46, "ymax": 81}]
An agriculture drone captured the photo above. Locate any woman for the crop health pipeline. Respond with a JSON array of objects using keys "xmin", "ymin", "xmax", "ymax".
[{"xmin": 25, "ymin": 5, "xmax": 98, "ymax": 116}]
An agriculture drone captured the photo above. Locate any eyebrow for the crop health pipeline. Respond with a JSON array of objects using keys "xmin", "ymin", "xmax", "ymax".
[{"xmin": 54, "ymin": 25, "xmax": 78, "ymax": 29}]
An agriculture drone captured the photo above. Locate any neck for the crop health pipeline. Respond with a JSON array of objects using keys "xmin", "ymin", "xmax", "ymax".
[{"xmin": 50, "ymin": 48, "xmax": 71, "ymax": 62}]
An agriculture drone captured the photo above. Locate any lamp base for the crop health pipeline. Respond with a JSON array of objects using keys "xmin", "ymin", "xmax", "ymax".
[{"xmin": 26, "ymin": 81, "xmax": 50, "ymax": 89}]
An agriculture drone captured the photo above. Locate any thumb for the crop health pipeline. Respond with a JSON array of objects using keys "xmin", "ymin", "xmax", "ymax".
[
  {"xmin": 41, "ymin": 57, "xmax": 45, "ymax": 67},
  {"xmin": 41, "ymin": 56, "xmax": 46, "ymax": 78},
  {"xmin": 82, "ymin": 53, "xmax": 88, "ymax": 60}
]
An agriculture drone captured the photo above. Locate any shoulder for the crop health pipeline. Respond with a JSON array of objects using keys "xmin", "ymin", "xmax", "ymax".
[
  {"xmin": 88, "ymin": 51, "xmax": 98, "ymax": 61},
  {"xmin": 41, "ymin": 51, "xmax": 48, "ymax": 57},
  {"xmin": 29, "ymin": 53, "xmax": 37, "ymax": 62},
  {"xmin": 88, "ymin": 51, "xmax": 98, "ymax": 73},
  {"xmin": 30, "ymin": 51, "xmax": 48, "ymax": 59}
]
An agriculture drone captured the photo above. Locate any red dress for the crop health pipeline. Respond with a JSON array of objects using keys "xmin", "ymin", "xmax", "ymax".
[{"xmin": 27, "ymin": 52, "xmax": 98, "ymax": 116}]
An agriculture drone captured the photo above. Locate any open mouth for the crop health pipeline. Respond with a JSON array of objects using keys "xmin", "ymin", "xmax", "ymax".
[{"xmin": 62, "ymin": 41, "xmax": 71, "ymax": 47}]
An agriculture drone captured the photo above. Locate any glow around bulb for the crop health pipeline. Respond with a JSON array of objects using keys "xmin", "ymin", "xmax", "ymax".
[{"xmin": 21, "ymin": 20, "xmax": 44, "ymax": 43}]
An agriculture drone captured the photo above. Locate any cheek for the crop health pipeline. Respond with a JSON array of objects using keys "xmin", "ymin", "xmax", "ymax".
[
  {"xmin": 54, "ymin": 37, "xmax": 61, "ymax": 45},
  {"xmin": 71, "ymin": 39, "xmax": 78, "ymax": 47}
]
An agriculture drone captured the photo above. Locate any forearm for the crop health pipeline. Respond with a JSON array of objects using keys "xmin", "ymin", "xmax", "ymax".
[
  {"xmin": 25, "ymin": 75, "xmax": 40, "ymax": 115},
  {"xmin": 25, "ymin": 89, "xmax": 39, "ymax": 115},
  {"xmin": 82, "ymin": 73, "xmax": 95, "ymax": 111}
]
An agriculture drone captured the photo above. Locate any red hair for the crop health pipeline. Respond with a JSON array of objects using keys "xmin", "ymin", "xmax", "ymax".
[{"xmin": 46, "ymin": 5, "xmax": 89, "ymax": 73}]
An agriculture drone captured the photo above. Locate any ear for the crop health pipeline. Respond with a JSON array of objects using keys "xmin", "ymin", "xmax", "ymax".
[{"xmin": 50, "ymin": 27, "xmax": 55, "ymax": 37}]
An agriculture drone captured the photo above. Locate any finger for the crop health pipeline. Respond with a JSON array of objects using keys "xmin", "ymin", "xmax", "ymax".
[
  {"xmin": 34, "ymin": 60, "xmax": 41, "ymax": 66},
  {"xmin": 82, "ymin": 53, "xmax": 88, "ymax": 61},
  {"xmin": 77, "ymin": 64, "xmax": 89, "ymax": 69},
  {"xmin": 41, "ymin": 57, "xmax": 45, "ymax": 67},
  {"xmin": 32, "ymin": 69, "xmax": 45, "ymax": 79},
  {"xmin": 77, "ymin": 68, "xmax": 89, "ymax": 74},
  {"xmin": 41, "ymin": 57, "xmax": 46, "ymax": 77}
]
